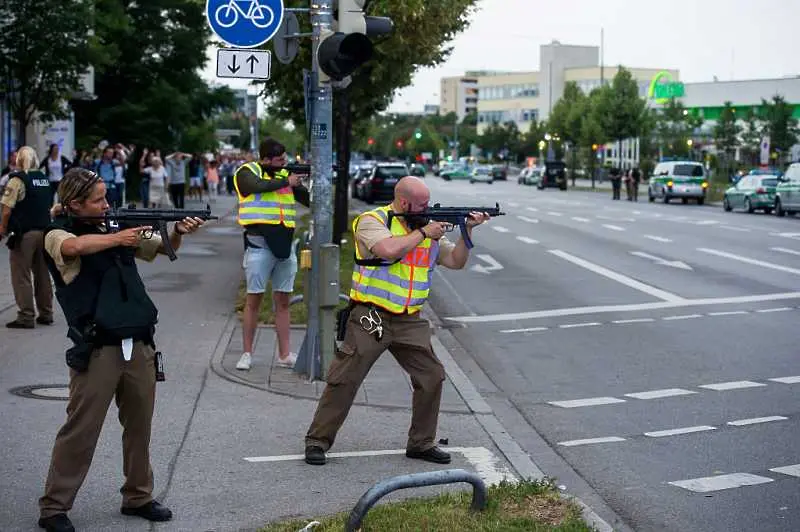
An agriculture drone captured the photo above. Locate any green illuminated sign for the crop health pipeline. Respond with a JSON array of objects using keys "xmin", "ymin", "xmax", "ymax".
[{"xmin": 648, "ymin": 71, "xmax": 685, "ymax": 104}]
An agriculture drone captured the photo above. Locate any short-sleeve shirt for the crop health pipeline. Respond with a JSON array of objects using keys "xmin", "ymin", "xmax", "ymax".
[
  {"xmin": 44, "ymin": 227, "xmax": 163, "ymax": 286},
  {"xmin": 355, "ymin": 214, "xmax": 455, "ymax": 265},
  {"xmin": 0, "ymin": 176, "xmax": 25, "ymax": 209}
]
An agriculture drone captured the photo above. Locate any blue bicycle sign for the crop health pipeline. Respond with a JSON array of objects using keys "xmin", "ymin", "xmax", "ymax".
[{"xmin": 206, "ymin": 0, "xmax": 284, "ymax": 48}]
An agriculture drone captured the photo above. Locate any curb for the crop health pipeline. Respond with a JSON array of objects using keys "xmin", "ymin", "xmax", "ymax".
[{"xmin": 425, "ymin": 308, "xmax": 618, "ymax": 532}]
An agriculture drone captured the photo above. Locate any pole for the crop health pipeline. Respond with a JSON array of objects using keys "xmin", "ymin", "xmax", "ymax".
[
  {"xmin": 296, "ymin": 0, "xmax": 335, "ymax": 381},
  {"xmin": 333, "ymin": 88, "xmax": 351, "ymax": 246},
  {"xmin": 600, "ymin": 27, "xmax": 604, "ymax": 86}
]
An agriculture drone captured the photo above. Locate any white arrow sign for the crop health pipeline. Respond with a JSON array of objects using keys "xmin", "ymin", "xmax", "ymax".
[
  {"xmin": 470, "ymin": 254, "xmax": 504, "ymax": 275},
  {"xmin": 217, "ymin": 49, "xmax": 272, "ymax": 79},
  {"xmin": 630, "ymin": 251, "xmax": 693, "ymax": 271}
]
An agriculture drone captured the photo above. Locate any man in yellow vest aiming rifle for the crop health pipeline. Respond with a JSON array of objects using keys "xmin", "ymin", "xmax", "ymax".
[
  {"xmin": 233, "ymin": 138, "xmax": 310, "ymax": 371},
  {"xmin": 304, "ymin": 176, "xmax": 495, "ymax": 466}
]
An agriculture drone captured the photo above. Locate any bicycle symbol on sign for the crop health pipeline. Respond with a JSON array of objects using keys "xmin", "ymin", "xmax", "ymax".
[{"xmin": 215, "ymin": 0, "xmax": 275, "ymax": 29}]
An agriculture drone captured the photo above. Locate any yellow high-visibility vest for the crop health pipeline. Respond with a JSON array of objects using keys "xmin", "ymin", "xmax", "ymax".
[
  {"xmin": 233, "ymin": 162, "xmax": 296, "ymax": 227},
  {"xmin": 350, "ymin": 205, "xmax": 439, "ymax": 314}
]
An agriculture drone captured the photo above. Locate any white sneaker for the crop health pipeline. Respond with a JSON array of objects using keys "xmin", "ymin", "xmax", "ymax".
[
  {"xmin": 236, "ymin": 352, "xmax": 252, "ymax": 371},
  {"xmin": 275, "ymin": 352, "xmax": 298, "ymax": 368}
]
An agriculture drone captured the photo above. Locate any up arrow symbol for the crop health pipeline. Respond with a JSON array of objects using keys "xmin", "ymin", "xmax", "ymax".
[
  {"xmin": 227, "ymin": 55, "xmax": 240, "ymax": 74},
  {"xmin": 246, "ymin": 54, "xmax": 259, "ymax": 73}
]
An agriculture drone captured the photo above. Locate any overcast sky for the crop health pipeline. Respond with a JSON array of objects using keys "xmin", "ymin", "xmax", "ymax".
[{"xmin": 203, "ymin": 0, "xmax": 800, "ymax": 114}]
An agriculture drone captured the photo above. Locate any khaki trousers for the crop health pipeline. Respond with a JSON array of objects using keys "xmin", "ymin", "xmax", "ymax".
[
  {"xmin": 305, "ymin": 304, "xmax": 445, "ymax": 452},
  {"xmin": 9, "ymin": 230, "xmax": 53, "ymax": 324},
  {"xmin": 39, "ymin": 342, "xmax": 157, "ymax": 518}
]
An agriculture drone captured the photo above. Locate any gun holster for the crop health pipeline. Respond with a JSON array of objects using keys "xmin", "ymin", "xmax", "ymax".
[
  {"xmin": 66, "ymin": 324, "xmax": 96, "ymax": 372},
  {"xmin": 5, "ymin": 232, "xmax": 19, "ymax": 250},
  {"xmin": 336, "ymin": 305, "xmax": 352, "ymax": 342}
]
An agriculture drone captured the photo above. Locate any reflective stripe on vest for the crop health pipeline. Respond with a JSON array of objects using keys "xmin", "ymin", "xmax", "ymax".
[
  {"xmin": 234, "ymin": 162, "xmax": 296, "ymax": 227},
  {"xmin": 349, "ymin": 206, "xmax": 439, "ymax": 314}
]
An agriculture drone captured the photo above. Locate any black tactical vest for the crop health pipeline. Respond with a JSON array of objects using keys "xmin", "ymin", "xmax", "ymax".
[
  {"xmin": 8, "ymin": 170, "xmax": 52, "ymax": 234},
  {"xmin": 44, "ymin": 217, "xmax": 159, "ymax": 344}
]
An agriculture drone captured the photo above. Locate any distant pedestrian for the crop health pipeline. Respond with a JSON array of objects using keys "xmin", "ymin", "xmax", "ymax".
[
  {"xmin": 165, "ymin": 151, "xmax": 191, "ymax": 209},
  {"xmin": 39, "ymin": 143, "xmax": 73, "ymax": 204},
  {"xmin": 609, "ymin": 166, "xmax": 622, "ymax": 200},
  {"xmin": 631, "ymin": 167, "xmax": 641, "ymax": 202}
]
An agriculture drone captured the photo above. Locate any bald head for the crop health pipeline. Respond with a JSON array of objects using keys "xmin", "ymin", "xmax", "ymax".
[{"xmin": 394, "ymin": 176, "xmax": 429, "ymax": 212}]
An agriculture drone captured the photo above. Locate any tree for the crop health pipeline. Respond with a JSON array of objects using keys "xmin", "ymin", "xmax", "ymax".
[
  {"xmin": 654, "ymin": 98, "xmax": 694, "ymax": 159},
  {"xmin": 595, "ymin": 67, "xmax": 647, "ymax": 168},
  {"xmin": 760, "ymin": 95, "xmax": 799, "ymax": 164},
  {"xmin": 547, "ymin": 81, "xmax": 588, "ymax": 182},
  {"xmin": 72, "ymin": 0, "xmax": 235, "ymax": 151},
  {"xmin": 713, "ymin": 101, "xmax": 741, "ymax": 181},
  {"xmin": 739, "ymin": 108, "xmax": 763, "ymax": 166},
  {"xmin": 0, "ymin": 0, "xmax": 96, "ymax": 144},
  {"xmin": 264, "ymin": 0, "xmax": 479, "ymax": 129}
]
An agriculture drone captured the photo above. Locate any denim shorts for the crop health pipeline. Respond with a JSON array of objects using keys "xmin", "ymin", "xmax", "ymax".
[{"xmin": 243, "ymin": 242, "xmax": 298, "ymax": 294}]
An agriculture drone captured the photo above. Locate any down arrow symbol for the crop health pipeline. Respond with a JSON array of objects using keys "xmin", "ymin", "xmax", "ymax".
[{"xmin": 227, "ymin": 55, "xmax": 240, "ymax": 74}]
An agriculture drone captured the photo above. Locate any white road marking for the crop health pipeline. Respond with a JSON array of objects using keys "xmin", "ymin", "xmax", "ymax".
[
  {"xmin": 516, "ymin": 215, "xmax": 539, "ymax": 223},
  {"xmin": 572, "ymin": 216, "xmax": 591, "ymax": 222},
  {"xmin": 630, "ymin": 251, "xmax": 692, "ymax": 270},
  {"xmin": 447, "ymin": 291, "xmax": 800, "ymax": 323},
  {"xmin": 507, "ymin": 202, "xmax": 519, "ymax": 207},
  {"xmin": 699, "ymin": 380, "xmax": 766, "ymax": 391},
  {"xmin": 633, "ymin": 210, "xmax": 642, "ymax": 215},
  {"xmin": 708, "ymin": 310, "xmax": 749, "ymax": 316},
  {"xmin": 697, "ymin": 248, "xmax": 800, "ymax": 276},
  {"xmin": 644, "ymin": 425, "xmax": 716, "ymax": 437},
  {"xmin": 491, "ymin": 226, "xmax": 511, "ymax": 233},
  {"xmin": 727, "ymin": 416, "xmax": 788, "ymax": 426},
  {"xmin": 559, "ymin": 322, "xmax": 601, "ymax": 329},
  {"xmin": 548, "ymin": 250, "xmax": 684, "ymax": 303},
  {"xmin": 756, "ymin": 307, "xmax": 792, "ymax": 313},
  {"xmin": 558, "ymin": 437, "xmax": 626, "ymax": 447},
  {"xmin": 526, "ymin": 206, "xmax": 539, "ymax": 212},
  {"xmin": 769, "ymin": 464, "xmax": 800, "ymax": 478},
  {"xmin": 644, "ymin": 235, "xmax": 672, "ymax": 243},
  {"xmin": 470, "ymin": 254, "xmax": 504, "ymax": 274},
  {"xmin": 669, "ymin": 473, "xmax": 773, "ymax": 493},
  {"xmin": 602, "ymin": 224, "xmax": 626, "ymax": 232},
  {"xmin": 720, "ymin": 225, "xmax": 751, "ymax": 232},
  {"xmin": 694, "ymin": 220, "xmax": 720, "ymax": 225},
  {"xmin": 596, "ymin": 215, "xmax": 636, "ymax": 222},
  {"xmin": 624, "ymin": 388, "xmax": 696, "ymax": 400},
  {"xmin": 548, "ymin": 397, "xmax": 626, "ymax": 408},
  {"xmin": 771, "ymin": 247, "xmax": 800, "ymax": 257},
  {"xmin": 499, "ymin": 326, "xmax": 548, "ymax": 334},
  {"xmin": 547, "ymin": 211, "xmax": 563, "ymax": 217},
  {"xmin": 612, "ymin": 318, "xmax": 655, "ymax": 324},
  {"xmin": 770, "ymin": 232, "xmax": 800, "ymax": 240},
  {"xmin": 515, "ymin": 236, "xmax": 539, "ymax": 244},
  {"xmin": 244, "ymin": 446, "xmax": 516, "ymax": 485},
  {"xmin": 768, "ymin": 376, "xmax": 800, "ymax": 384},
  {"xmin": 662, "ymin": 314, "xmax": 703, "ymax": 321}
]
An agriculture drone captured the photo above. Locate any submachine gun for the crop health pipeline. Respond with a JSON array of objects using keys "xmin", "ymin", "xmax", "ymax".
[
  {"xmin": 71, "ymin": 205, "xmax": 218, "ymax": 261},
  {"xmin": 388, "ymin": 203, "xmax": 505, "ymax": 249}
]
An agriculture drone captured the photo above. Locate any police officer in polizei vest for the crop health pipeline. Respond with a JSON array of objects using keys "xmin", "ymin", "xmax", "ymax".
[
  {"xmin": 233, "ymin": 138, "xmax": 309, "ymax": 372},
  {"xmin": 0, "ymin": 146, "xmax": 55, "ymax": 328},
  {"xmin": 304, "ymin": 176, "xmax": 490, "ymax": 466},
  {"xmin": 37, "ymin": 167, "xmax": 205, "ymax": 532}
]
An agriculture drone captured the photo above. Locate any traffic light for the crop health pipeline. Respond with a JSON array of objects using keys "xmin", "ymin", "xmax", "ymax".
[
  {"xmin": 367, "ymin": 137, "xmax": 374, "ymax": 146},
  {"xmin": 592, "ymin": 144, "xmax": 598, "ymax": 151},
  {"xmin": 317, "ymin": 0, "xmax": 393, "ymax": 82},
  {"xmin": 414, "ymin": 129, "xmax": 422, "ymax": 140},
  {"xmin": 396, "ymin": 140, "xmax": 403, "ymax": 149}
]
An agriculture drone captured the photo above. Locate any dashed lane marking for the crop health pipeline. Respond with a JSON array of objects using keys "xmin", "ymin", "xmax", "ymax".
[
  {"xmin": 491, "ymin": 226, "xmax": 510, "ymax": 233},
  {"xmin": 698, "ymin": 380, "xmax": 767, "ymax": 391},
  {"xmin": 612, "ymin": 318, "xmax": 656, "ymax": 324},
  {"xmin": 526, "ymin": 206, "xmax": 539, "ymax": 212},
  {"xmin": 727, "ymin": 416, "xmax": 788, "ymax": 426},
  {"xmin": 624, "ymin": 388, "xmax": 696, "ymax": 400},
  {"xmin": 644, "ymin": 425, "xmax": 716, "ymax": 438},
  {"xmin": 720, "ymin": 225, "xmax": 751, "ymax": 232},
  {"xmin": 662, "ymin": 314, "xmax": 702, "ymax": 321},
  {"xmin": 515, "ymin": 236, "xmax": 539, "ymax": 244},
  {"xmin": 602, "ymin": 224, "xmax": 626, "ymax": 232},
  {"xmin": 769, "ymin": 376, "xmax": 800, "ymax": 384},
  {"xmin": 547, "ymin": 397, "xmax": 626, "ymax": 408},
  {"xmin": 669, "ymin": 473, "xmax": 774, "ymax": 493},
  {"xmin": 644, "ymin": 235, "xmax": 672, "ymax": 243},
  {"xmin": 707, "ymin": 310, "xmax": 749, "ymax": 316},
  {"xmin": 558, "ymin": 437, "xmax": 627, "ymax": 447},
  {"xmin": 770, "ymin": 464, "xmax": 800, "ymax": 478},
  {"xmin": 756, "ymin": 307, "xmax": 793, "ymax": 313},
  {"xmin": 516, "ymin": 215, "xmax": 539, "ymax": 223},
  {"xmin": 507, "ymin": 202, "xmax": 519, "ymax": 207},
  {"xmin": 571, "ymin": 216, "xmax": 591, "ymax": 222},
  {"xmin": 547, "ymin": 211, "xmax": 563, "ymax": 217},
  {"xmin": 499, "ymin": 326, "xmax": 548, "ymax": 334},
  {"xmin": 559, "ymin": 322, "xmax": 601, "ymax": 329},
  {"xmin": 771, "ymin": 247, "xmax": 800, "ymax": 257}
]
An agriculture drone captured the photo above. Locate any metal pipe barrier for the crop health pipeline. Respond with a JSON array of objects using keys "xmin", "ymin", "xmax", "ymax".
[{"xmin": 345, "ymin": 469, "xmax": 488, "ymax": 532}]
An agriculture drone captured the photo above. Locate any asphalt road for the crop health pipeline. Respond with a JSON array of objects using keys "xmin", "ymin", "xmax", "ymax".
[{"xmin": 424, "ymin": 176, "xmax": 800, "ymax": 532}]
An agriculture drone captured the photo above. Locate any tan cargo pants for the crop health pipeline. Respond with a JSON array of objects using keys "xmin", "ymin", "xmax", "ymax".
[
  {"xmin": 9, "ymin": 230, "xmax": 53, "ymax": 325},
  {"xmin": 39, "ymin": 342, "xmax": 157, "ymax": 518},
  {"xmin": 305, "ymin": 303, "xmax": 446, "ymax": 452}
]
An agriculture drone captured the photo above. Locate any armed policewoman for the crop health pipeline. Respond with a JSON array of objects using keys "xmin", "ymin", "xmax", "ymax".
[
  {"xmin": 37, "ymin": 168, "xmax": 204, "ymax": 532},
  {"xmin": 303, "ymin": 176, "xmax": 490, "ymax": 466}
]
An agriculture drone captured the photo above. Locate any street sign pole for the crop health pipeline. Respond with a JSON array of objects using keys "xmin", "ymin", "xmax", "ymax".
[{"xmin": 296, "ymin": 0, "xmax": 335, "ymax": 381}]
